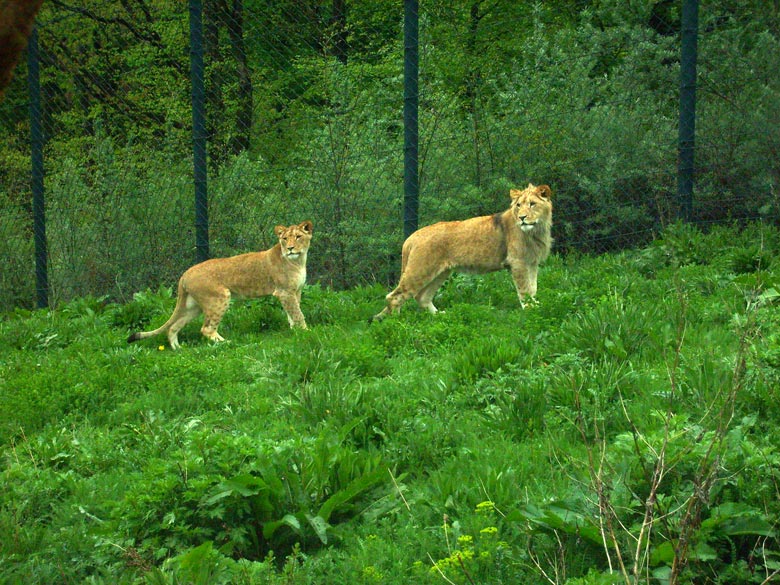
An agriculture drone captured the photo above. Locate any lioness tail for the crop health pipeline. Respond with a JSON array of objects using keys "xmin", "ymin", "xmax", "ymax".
[{"xmin": 127, "ymin": 281, "xmax": 185, "ymax": 344}]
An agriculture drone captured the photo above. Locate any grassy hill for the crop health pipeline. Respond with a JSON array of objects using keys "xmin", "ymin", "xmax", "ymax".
[{"xmin": 2, "ymin": 223, "xmax": 779, "ymax": 584}]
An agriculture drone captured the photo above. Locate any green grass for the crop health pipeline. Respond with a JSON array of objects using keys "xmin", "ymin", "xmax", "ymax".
[{"xmin": 2, "ymin": 223, "xmax": 780, "ymax": 584}]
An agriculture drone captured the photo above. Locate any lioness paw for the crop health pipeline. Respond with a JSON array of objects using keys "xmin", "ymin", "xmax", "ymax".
[{"xmin": 520, "ymin": 297, "xmax": 539, "ymax": 309}]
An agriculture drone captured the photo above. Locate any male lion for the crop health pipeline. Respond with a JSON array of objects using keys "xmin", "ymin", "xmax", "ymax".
[
  {"xmin": 128, "ymin": 221, "xmax": 313, "ymax": 349},
  {"xmin": 373, "ymin": 184, "xmax": 552, "ymax": 321}
]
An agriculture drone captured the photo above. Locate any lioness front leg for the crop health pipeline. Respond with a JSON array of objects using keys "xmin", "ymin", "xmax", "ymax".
[
  {"xmin": 510, "ymin": 264, "xmax": 538, "ymax": 308},
  {"xmin": 275, "ymin": 290, "xmax": 307, "ymax": 329}
]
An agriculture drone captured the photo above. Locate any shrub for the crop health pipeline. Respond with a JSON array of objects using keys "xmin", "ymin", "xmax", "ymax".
[{"xmin": 557, "ymin": 291, "xmax": 660, "ymax": 362}]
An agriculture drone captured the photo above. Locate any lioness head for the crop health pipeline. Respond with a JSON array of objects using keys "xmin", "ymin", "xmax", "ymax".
[
  {"xmin": 510, "ymin": 183, "xmax": 552, "ymax": 232},
  {"xmin": 275, "ymin": 221, "xmax": 313, "ymax": 260}
]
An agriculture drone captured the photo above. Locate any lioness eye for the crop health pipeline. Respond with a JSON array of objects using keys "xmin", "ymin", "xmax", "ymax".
[{"xmin": 530, "ymin": 202, "xmax": 536, "ymax": 207}]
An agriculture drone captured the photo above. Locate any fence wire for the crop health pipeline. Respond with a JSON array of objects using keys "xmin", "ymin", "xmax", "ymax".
[{"xmin": 0, "ymin": 0, "xmax": 778, "ymax": 309}]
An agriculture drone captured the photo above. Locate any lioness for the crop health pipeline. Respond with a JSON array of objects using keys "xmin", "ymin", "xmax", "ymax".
[
  {"xmin": 373, "ymin": 184, "xmax": 552, "ymax": 321},
  {"xmin": 128, "ymin": 221, "xmax": 313, "ymax": 349}
]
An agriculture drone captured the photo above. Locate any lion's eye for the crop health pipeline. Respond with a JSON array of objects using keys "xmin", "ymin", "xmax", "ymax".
[{"xmin": 530, "ymin": 201, "xmax": 536, "ymax": 207}]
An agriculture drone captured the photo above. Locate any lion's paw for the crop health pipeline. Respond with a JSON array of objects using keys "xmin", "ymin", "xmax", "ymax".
[{"xmin": 520, "ymin": 297, "xmax": 539, "ymax": 309}]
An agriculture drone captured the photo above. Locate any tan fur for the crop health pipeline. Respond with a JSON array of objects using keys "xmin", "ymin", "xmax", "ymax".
[
  {"xmin": 373, "ymin": 184, "xmax": 552, "ymax": 320},
  {"xmin": 128, "ymin": 221, "xmax": 313, "ymax": 349}
]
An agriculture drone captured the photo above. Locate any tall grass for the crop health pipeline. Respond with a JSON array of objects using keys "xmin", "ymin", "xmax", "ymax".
[{"xmin": 1, "ymin": 223, "xmax": 779, "ymax": 584}]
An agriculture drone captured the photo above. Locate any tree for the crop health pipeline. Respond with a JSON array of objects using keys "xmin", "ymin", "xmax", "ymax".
[{"xmin": 204, "ymin": 0, "xmax": 253, "ymax": 164}]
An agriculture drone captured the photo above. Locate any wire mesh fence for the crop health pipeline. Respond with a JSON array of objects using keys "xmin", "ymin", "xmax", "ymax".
[{"xmin": 1, "ymin": 0, "xmax": 778, "ymax": 310}]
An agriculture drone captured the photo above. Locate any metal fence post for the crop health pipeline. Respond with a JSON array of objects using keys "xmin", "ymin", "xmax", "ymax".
[
  {"xmin": 28, "ymin": 26, "xmax": 48, "ymax": 308},
  {"xmin": 677, "ymin": 0, "xmax": 699, "ymax": 222},
  {"xmin": 403, "ymin": 0, "xmax": 419, "ymax": 239},
  {"xmin": 189, "ymin": 0, "xmax": 209, "ymax": 262}
]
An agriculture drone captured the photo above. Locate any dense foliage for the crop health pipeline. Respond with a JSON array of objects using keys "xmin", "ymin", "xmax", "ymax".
[
  {"xmin": 1, "ymin": 223, "xmax": 779, "ymax": 583},
  {"xmin": 1, "ymin": 0, "xmax": 780, "ymax": 308}
]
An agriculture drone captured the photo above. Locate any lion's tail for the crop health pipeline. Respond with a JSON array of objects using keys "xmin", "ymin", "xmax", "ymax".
[{"xmin": 127, "ymin": 280, "xmax": 185, "ymax": 343}]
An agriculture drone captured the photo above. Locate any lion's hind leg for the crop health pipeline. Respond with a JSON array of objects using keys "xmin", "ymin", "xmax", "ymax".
[
  {"xmin": 197, "ymin": 287, "xmax": 231, "ymax": 344},
  {"xmin": 167, "ymin": 294, "xmax": 202, "ymax": 350},
  {"xmin": 372, "ymin": 280, "xmax": 416, "ymax": 322},
  {"xmin": 376, "ymin": 285, "xmax": 413, "ymax": 320},
  {"xmin": 373, "ymin": 265, "xmax": 446, "ymax": 321},
  {"xmin": 415, "ymin": 269, "xmax": 451, "ymax": 314}
]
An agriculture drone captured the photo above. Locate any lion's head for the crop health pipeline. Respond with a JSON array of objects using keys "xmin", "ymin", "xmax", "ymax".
[
  {"xmin": 275, "ymin": 221, "xmax": 313, "ymax": 260},
  {"xmin": 510, "ymin": 184, "xmax": 552, "ymax": 233}
]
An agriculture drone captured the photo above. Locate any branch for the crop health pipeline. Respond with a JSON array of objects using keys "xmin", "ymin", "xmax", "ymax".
[
  {"xmin": 47, "ymin": 37, "xmax": 171, "ymax": 128},
  {"xmin": 49, "ymin": 0, "xmax": 162, "ymax": 46}
]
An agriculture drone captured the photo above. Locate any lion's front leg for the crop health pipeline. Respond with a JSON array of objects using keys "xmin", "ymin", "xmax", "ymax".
[
  {"xmin": 274, "ymin": 290, "xmax": 308, "ymax": 329},
  {"xmin": 510, "ymin": 263, "xmax": 538, "ymax": 308}
]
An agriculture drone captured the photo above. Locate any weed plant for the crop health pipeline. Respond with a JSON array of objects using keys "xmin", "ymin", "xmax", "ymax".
[{"xmin": 1, "ymin": 224, "xmax": 780, "ymax": 584}]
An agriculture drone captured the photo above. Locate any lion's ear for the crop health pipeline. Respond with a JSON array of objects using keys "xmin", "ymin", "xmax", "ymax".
[
  {"xmin": 509, "ymin": 189, "xmax": 521, "ymax": 200},
  {"xmin": 537, "ymin": 185, "xmax": 552, "ymax": 199},
  {"xmin": 274, "ymin": 225, "xmax": 286, "ymax": 237},
  {"xmin": 299, "ymin": 220, "xmax": 313, "ymax": 234}
]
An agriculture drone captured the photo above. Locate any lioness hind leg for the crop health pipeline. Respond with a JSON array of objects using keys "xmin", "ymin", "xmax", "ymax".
[
  {"xmin": 387, "ymin": 287, "xmax": 412, "ymax": 313},
  {"xmin": 167, "ymin": 295, "xmax": 202, "ymax": 350},
  {"xmin": 199, "ymin": 288, "xmax": 231, "ymax": 343},
  {"xmin": 372, "ymin": 285, "xmax": 414, "ymax": 321},
  {"xmin": 415, "ymin": 270, "xmax": 451, "ymax": 314}
]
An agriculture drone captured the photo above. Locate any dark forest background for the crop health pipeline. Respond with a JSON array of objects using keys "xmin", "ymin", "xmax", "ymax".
[{"xmin": 1, "ymin": 0, "xmax": 779, "ymax": 307}]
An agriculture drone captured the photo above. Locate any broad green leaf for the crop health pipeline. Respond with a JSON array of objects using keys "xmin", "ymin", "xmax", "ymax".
[
  {"xmin": 720, "ymin": 517, "xmax": 775, "ymax": 537},
  {"xmin": 507, "ymin": 501, "xmax": 602, "ymax": 546},
  {"xmin": 759, "ymin": 287, "xmax": 779, "ymax": 303},
  {"xmin": 650, "ymin": 540, "xmax": 675, "ymax": 565},
  {"xmin": 178, "ymin": 541, "xmax": 214, "ymax": 570},
  {"xmin": 702, "ymin": 503, "xmax": 776, "ymax": 537},
  {"xmin": 201, "ymin": 474, "xmax": 268, "ymax": 506},
  {"xmin": 690, "ymin": 542, "xmax": 718, "ymax": 562},
  {"xmin": 307, "ymin": 513, "xmax": 330, "ymax": 545},
  {"xmin": 262, "ymin": 513, "xmax": 301, "ymax": 540},
  {"xmin": 652, "ymin": 565, "xmax": 672, "ymax": 585},
  {"xmin": 317, "ymin": 467, "xmax": 386, "ymax": 522}
]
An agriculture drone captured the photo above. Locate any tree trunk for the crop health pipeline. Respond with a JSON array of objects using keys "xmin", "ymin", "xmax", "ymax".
[
  {"xmin": 226, "ymin": 0, "xmax": 252, "ymax": 154},
  {"xmin": 203, "ymin": 0, "xmax": 223, "ymax": 152},
  {"xmin": 466, "ymin": 2, "xmax": 483, "ymax": 187},
  {"xmin": 331, "ymin": 0, "xmax": 348, "ymax": 64}
]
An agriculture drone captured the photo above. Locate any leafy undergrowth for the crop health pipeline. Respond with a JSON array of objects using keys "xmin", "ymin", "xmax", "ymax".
[{"xmin": 2, "ymin": 223, "xmax": 780, "ymax": 584}]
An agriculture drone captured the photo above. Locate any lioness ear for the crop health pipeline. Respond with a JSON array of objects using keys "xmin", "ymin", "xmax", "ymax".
[
  {"xmin": 537, "ymin": 184, "xmax": 552, "ymax": 199},
  {"xmin": 299, "ymin": 220, "xmax": 313, "ymax": 234},
  {"xmin": 274, "ymin": 225, "xmax": 286, "ymax": 237},
  {"xmin": 509, "ymin": 188, "xmax": 521, "ymax": 201}
]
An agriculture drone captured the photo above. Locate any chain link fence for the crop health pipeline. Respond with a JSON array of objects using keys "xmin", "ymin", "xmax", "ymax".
[{"xmin": 1, "ymin": 0, "xmax": 778, "ymax": 309}]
